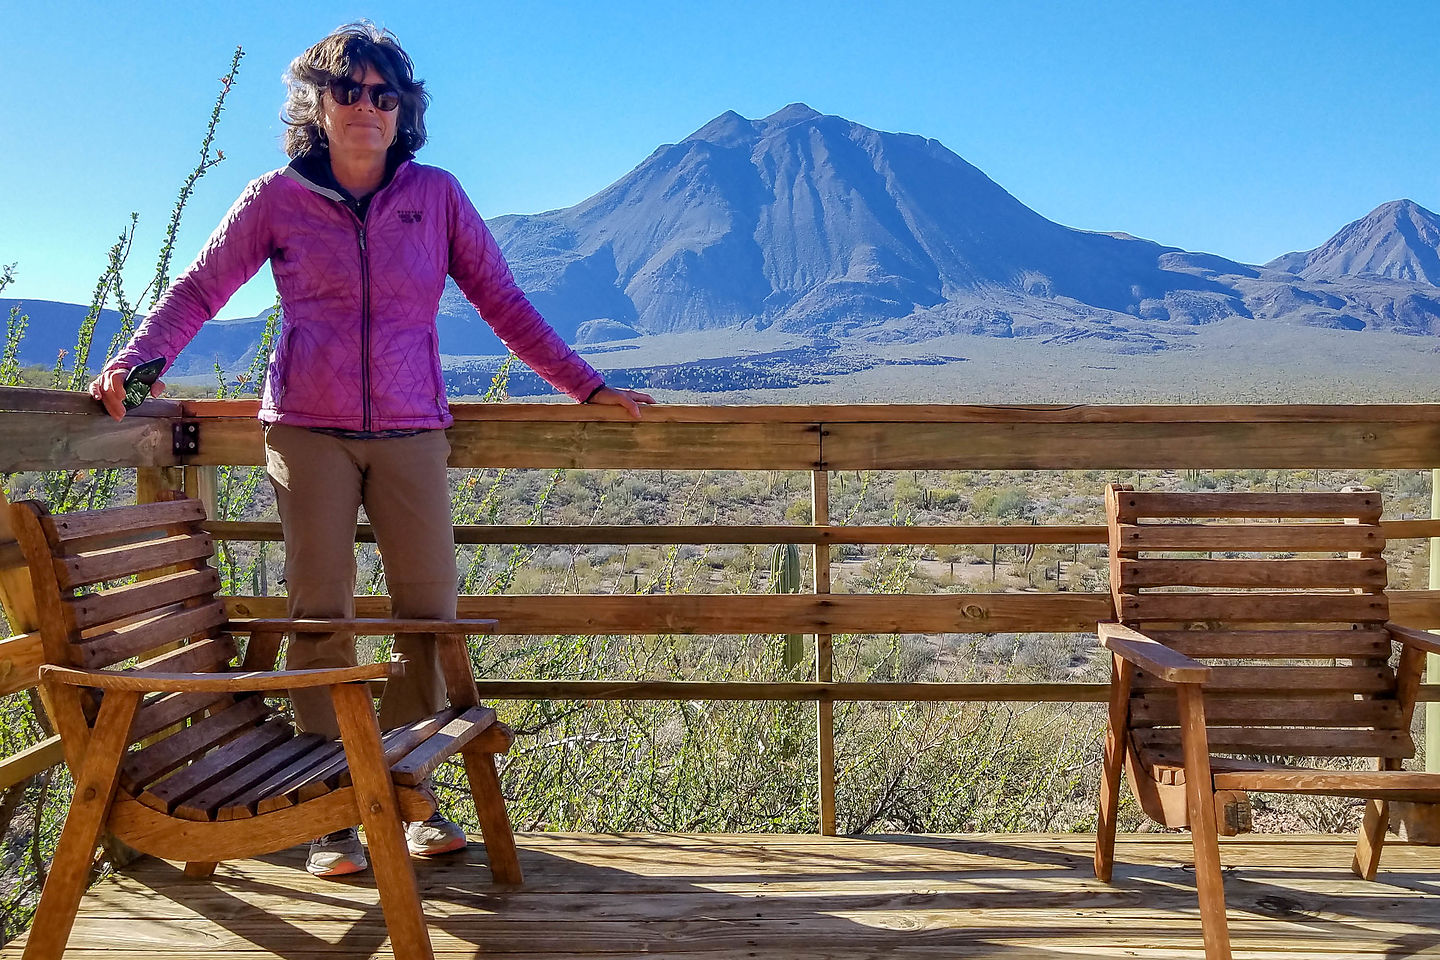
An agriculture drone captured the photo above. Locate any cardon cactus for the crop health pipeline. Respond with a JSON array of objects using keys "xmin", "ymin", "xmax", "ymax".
[{"xmin": 770, "ymin": 542, "xmax": 804, "ymax": 672}]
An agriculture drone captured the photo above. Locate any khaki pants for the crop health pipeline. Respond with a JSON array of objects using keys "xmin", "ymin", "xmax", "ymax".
[{"xmin": 264, "ymin": 424, "xmax": 457, "ymax": 737}]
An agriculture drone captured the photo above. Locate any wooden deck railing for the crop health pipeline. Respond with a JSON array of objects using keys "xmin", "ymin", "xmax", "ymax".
[{"xmin": 3, "ymin": 385, "xmax": 1440, "ymax": 832}]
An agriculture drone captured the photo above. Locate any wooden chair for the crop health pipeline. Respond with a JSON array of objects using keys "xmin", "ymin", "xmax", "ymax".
[
  {"xmin": 1094, "ymin": 483, "xmax": 1440, "ymax": 960},
  {"xmin": 10, "ymin": 492, "xmax": 523, "ymax": 960}
]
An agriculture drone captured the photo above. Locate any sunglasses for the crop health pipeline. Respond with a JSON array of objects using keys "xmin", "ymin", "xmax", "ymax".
[{"xmin": 328, "ymin": 77, "xmax": 400, "ymax": 112}]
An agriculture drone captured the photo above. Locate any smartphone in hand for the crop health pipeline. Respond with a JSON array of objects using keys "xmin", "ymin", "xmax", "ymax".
[{"xmin": 122, "ymin": 358, "xmax": 166, "ymax": 410}]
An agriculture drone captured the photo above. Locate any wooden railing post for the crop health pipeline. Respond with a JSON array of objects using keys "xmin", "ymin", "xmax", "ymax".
[
  {"xmin": 183, "ymin": 465, "xmax": 220, "ymax": 521},
  {"xmin": 137, "ymin": 466, "xmax": 186, "ymax": 508},
  {"xmin": 811, "ymin": 469, "xmax": 835, "ymax": 835},
  {"xmin": 0, "ymin": 487, "xmax": 39, "ymax": 637}
]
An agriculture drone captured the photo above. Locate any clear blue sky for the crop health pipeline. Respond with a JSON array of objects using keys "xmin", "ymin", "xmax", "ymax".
[{"xmin": 4, "ymin": 0, "xmax": 1438, "ymax": 319}]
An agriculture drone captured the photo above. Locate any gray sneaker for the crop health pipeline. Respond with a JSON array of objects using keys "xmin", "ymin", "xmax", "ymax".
[
  {"xmin": 307, "ymin": 827, "xmax": 368, "ymax": 877},
  {"xmin": 406, "ymin": 812, "xmax": 468, "ymax": 856}
]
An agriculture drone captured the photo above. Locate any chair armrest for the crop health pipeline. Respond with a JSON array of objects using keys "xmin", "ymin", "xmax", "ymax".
[
  {"xmin": 38, "ymin": 661, "xmax": 403, "ymax": 693},
  {"xmin": 228, "ymin": 617, "xmax": 498, "ymax": 636},
  {"xmin": 1386, "ymin": 622, "xmax": 1440, "ymax": 656},
  {"xmin": 1097, "ymin": 623, "xmax": 1211, "ymax": 684}
]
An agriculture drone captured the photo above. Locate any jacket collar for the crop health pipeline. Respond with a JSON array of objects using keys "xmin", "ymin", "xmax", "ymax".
[{"xmin": 281, "ymin": 148, "xmax": 413, "ymax": 203}]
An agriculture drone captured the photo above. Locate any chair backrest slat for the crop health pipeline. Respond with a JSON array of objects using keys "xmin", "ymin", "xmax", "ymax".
[
  {"xmin": 1143, "ymin": 628, "xmax": 1390, "ymax": 659},
  {"xmin": 1129, "ymin": 664, "xmax": 1395, "ymax": 694},
  {"xmin": 132, "ymin": 635, "xmax": 237, "ymax": 674},
  {"xmin": 55, "ymin": 532, "xmax": 215, "ymax": 590},
  {"xmin": 1130, "ymin": 696, "xmax": 1401, "ymax": 729},
  {"xmin": 1119, "ymin": 491, "xmax": 1381, "ymax": 520},
  {"xmin": 40, "ymin": 497, "xmax": 208, "ymax": 546},
  {"xmin": 76, "ymin": 600, "xmax": 228, "ymax": 669},
  {"xmin": 1116, "ymin": 558, "xmax": 1386, "ymax": 590},
  {"xmin": 1116, "ymin": 592, "xmax": 1388, "ymax": 624},
  {"xmin": 1114, "ymin": 522, "xmax": 1382, "ymax": 553},
  {"xmin": 64, "ymin": 567, "xmax": 221, "ymax": 632}
]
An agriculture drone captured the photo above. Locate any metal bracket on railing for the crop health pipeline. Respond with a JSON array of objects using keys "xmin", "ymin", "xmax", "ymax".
[{"xmin": 172, "ymin": 421, "xmax": 200, "ymax": 458}]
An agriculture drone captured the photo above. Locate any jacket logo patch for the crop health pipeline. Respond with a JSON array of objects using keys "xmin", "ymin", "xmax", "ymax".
[{"xmin": 397, "ymin": 210, "xmax": 423, "ymax": 224}]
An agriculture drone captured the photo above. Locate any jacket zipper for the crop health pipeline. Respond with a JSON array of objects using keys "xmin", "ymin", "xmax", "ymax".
[{"xmin": 352, "ymin": 214, "xmax": 372, "ymax": 431}]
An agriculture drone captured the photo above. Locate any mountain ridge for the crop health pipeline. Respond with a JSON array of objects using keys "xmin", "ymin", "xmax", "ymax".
[{"xmin": 9, "ymin": 104, "xmax": 1440, "ymax": 374}]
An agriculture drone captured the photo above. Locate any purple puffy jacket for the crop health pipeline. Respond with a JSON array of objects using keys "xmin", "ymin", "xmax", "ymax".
[{"xmin": 106, "ymin": 160, "xmax": 603, "ymax": 430}]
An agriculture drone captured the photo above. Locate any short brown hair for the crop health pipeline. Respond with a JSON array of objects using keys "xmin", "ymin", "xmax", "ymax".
[{"xmin": 282, "ymin": 21, "xmax": 429, "ymax": 159}]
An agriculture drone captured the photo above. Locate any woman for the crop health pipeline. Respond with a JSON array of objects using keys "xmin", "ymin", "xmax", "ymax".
[{"xmin": 91, "ymin": 22, "xmax": 653, "ymax": 877}]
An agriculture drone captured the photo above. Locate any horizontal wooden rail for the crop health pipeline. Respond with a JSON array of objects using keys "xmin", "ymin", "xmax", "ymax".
[
  {"xmin": 173, "ymin": 398, "xmax": 1440, "ymax": 423},
  {"xmin": 4, "ymin": 587, "xmax": 1435, "ymax": 700},
  {"xmin": 223, "ymin": 590, "xmax": 1440, "ymax": 635},
  {"xmin": 473, "ymin": 680, "xmax": 1113, "ymax": 701},
  {"xmin": 472, "ymin": 678, "xmax": 1440, "ymax": 704},
  {"xmin": 0, "ymin": 737, "xmax": 63, "ymax": 791},
  {"xmin": 206, "ymin": 521, "xmax": 1108, "ymax": 546},
  {"xmin": 6, "ymin": 395, "xmax": 1440, "ymax": 471},
  {"xmin": 203, "ymin": 519, "xmax": 1440, "ymax": 546}
]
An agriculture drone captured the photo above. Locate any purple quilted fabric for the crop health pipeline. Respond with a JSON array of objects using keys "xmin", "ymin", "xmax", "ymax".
[{"xmin": 107, "ymin": 161, "xmax": 603, "ymax": 430}]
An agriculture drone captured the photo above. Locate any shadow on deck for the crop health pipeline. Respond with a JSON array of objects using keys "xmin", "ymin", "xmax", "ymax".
[{"xmin": 4, "ymin": 832, "xmax": 1438, "ymax": 958}]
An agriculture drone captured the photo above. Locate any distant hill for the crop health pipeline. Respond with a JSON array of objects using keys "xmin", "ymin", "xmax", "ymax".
[
  {"xmin": 0, "ymin": 299, "xmax": 271, "ymax": 378},
  {"xmin": 1265, "ymin": 199, "xmax": 1440, "ymax": 285}
]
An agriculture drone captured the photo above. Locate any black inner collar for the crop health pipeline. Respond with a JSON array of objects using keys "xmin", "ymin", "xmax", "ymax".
[{"xmin": 289, "ymin": 148, "xmax": 412, "ymax": 222}]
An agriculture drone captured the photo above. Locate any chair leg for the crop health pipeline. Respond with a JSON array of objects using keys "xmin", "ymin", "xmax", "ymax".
[
  {"xmin": 462, "ymin": 747, "xmax": 523, "ymax": 884},
  {"xmin": 332, "ymin": 683, "xmax": 435, "ymax": 960},
  {"xmin": 1095, "ymin": 656, "xmax": 1132, "ymax": 882},
  {"xmin": 1094, "ymin": 727, "xmax": 1123, "ymax": 882},
  {"xmin": 184, "ymin": 862, "xmax": 219, "ymax": 880},
  {"xmin": 23, "ymin": 691, "xmax": 139, "ymax": 960},
  {"xmin": 1353, "ymin": 799, "xmax": 1389, "ymax": 881},
  {"xmin": 1177, "ymin": 684, "xmax": 1231, "ymax": 960}
]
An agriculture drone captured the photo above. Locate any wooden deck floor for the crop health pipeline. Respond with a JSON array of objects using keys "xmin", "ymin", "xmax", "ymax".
[{"xmin": 5, "ymin": 832, "xmax": 1440, "ymax": 958}]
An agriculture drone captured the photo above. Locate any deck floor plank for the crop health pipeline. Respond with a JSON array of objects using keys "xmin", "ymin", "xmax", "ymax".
[{"xmin": 5, "ymin": 833, "xmax": 1439, "ymax": 957}]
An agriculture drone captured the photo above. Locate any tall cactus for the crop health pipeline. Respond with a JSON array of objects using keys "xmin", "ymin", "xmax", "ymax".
[{"xmin": 770, "ymin": 542, "xmax": 804, "ymax": 672}]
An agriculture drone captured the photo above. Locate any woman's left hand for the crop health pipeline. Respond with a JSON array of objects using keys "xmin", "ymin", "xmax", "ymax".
[{"xmin": 587, "ymin": 386, "xmax": 656, "ymax": 419}]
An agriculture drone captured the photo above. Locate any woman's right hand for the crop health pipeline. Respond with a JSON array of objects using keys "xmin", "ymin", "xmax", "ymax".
[{"xmin": 89, "ymin": 368, "xmax": 165, "ymax": 421}]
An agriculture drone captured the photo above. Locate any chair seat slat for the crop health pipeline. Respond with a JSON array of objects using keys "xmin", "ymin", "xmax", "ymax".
[
  {"xmin": 391, "ymin": 707, "xmax": 503, "ymax": 786},
  {"xmin": 196, "ymin": 733, "xmax": 331, "ymax": 822},
  {"xmin": 296, "ymin": 709, "xmax": 465, "ymax": 803},
  {"xmin": 120, "ymin": 695, "xmax": 269, "ymax": 794},
  {"xmin": 127, "ymin": 690, "xmax": 231, "ymax": 745},
  {"xmin": 1211, "ymin": 768, "xmax": 1440, "ymax": 796},
  {"xmin": 1134, "ymin": 726, "xmax": 1413, "ymax": 759},
  {"xmin": 245, "ymin": 741, "xmax": 349, "ymax": 817},
  {"xmin": 144, "ymin": 719, "xmax": 294, "ymax": 814}
]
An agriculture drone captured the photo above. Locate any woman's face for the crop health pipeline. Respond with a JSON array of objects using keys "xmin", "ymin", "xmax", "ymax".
[{"xmin": 320, "ymin": 65, "xmax": 398, "ymax": 161}]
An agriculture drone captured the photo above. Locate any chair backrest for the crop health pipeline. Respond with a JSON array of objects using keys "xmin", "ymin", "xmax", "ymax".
[
  {"xmin": 1104, "ymin": 483, "xmax": 1406, "ymax": 766},
  {"xmin": 10, "ymin": 492, "xmax": 231, "ymax": 680}
]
